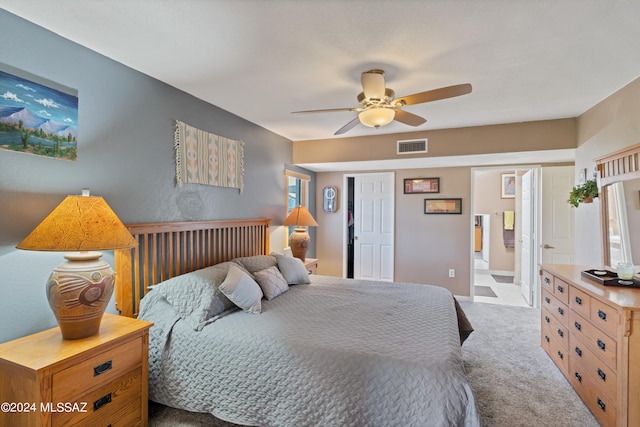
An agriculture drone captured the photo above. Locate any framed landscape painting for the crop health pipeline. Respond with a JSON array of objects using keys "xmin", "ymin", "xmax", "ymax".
[{"xmin": 0, "ymin": 63, "xmax": 78, "ymax": 161}]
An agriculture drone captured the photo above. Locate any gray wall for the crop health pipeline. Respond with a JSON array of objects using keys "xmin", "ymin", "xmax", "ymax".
[{"xmin": 0, "ymin": 10, "xmax": 313, "ymax": 342}]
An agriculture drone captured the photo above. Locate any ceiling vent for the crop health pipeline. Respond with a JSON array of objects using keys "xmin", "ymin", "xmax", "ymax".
[{"xmin": 397, "ymin": 139, "xmax": 427, "ymax": 155}]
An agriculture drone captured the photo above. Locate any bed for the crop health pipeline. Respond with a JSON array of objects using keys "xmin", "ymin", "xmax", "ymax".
[{"xmin": 114, "ymin": 218, "xmax": 480, "ymax": 427}]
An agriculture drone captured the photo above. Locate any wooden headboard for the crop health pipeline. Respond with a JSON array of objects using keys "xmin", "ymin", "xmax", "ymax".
[{"xmin": 114, "ymin": 218, "xmax": 271, "ymax": 317}]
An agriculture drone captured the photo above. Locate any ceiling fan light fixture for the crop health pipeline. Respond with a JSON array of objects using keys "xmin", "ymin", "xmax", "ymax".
[{"xmin": 358, "ymin": 107, "xmax": 395, "ymax": 128}]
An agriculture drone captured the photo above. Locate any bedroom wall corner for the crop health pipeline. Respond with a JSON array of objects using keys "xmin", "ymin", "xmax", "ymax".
[{"xmin": 0, "ymin": 10, "xmax": 294, "ymax": 343}]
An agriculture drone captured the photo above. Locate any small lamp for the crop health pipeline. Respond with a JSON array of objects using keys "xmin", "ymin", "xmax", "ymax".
[
  {"xmin": 16, "ymin": 190, "xmax": 137, "ymax": 340},
  {"xmin": 284, "ymin": 205, "xmax": 318, "ymax": 261}
]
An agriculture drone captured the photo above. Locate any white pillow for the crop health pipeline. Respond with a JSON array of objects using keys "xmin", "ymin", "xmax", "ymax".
[
  {"xmin": 219, "ymin": 264, "xmax": 263, "ymax": 314},
  {"xmin": 276, "ymin": 254, "xmax": 311, "ymax": 284},
  {"xmin": 254, "ymin": 266, "xmax": 289, "ymax": 300}
]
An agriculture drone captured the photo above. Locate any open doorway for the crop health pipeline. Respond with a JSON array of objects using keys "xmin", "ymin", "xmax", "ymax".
[{"xmin": 471, "ymin": 167, "xmax": 538, "ymax": 307}]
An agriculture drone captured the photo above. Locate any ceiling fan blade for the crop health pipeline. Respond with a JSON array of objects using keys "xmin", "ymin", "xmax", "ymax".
[
  {"xmin": 361, "ymin": 69, "xmax": 386, "ymax": 101},
  {"xmin": 292, "ymin": 107, "xmax": 358, "ymax": 114},
  {"xmin": 395, "ymin": 83, "xmax": 472, "ymax": 106},
  {"xmin": 394, "ymin": 109, "xmax": 427, "ymax": 126},
  {"xmin": 334, "ymin": 117, "xmax": 361, "ymax": 135}
]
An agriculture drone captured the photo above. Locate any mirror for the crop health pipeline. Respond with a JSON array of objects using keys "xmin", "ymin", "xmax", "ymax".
[{"xmin": 603, "ymin": 178, "xmax": 640, "ymax": 267}]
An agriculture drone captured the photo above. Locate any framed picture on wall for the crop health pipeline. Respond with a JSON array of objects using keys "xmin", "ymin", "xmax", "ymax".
[
  {"xmin": 404, "ymin": 177, "xmax": 440, "ymax": 194},
  {"xmin": 424, "ymin": 198, "xmax": 462, "ymax": 214},
  {"xmin": 501, "ymin": 173, "xmax": 516, "ymax": 198}
]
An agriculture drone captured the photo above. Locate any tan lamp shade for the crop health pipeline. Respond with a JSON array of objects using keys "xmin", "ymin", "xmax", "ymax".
[
  {"xmin": 17, "ymin": 195, "xmax": 137, "ymax": 251},
  {"xmin": 17, "ymin": 194, "xmax": 136, "ymax": 340},
  {"xmin": 284, "ymin": 205, "xmax": 318, "ymax": 227},
  {"xmin": 284, "ymin": 205, "xmax": 317, "ymax": 261}
]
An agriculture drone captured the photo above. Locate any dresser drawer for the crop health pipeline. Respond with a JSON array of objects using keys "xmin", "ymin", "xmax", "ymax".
[
  {"xmin": 52, "ymin": 336, "xmax": 142, "ymax": 402},
  {"xmin": 553, "ymin": 277, "xmax": 570, "ymax": 305},
  {"xmin": 541, "ymin": 270, "xmax": 554, "ymax": 293},
  {"xmin": 52, "ymin": 367, "xmax": 142, "ymax": 427},
  {"xmin": 542, "ymin": 308, "xmax": 569, "ymax": 350},
  {"xmin": 569, "ymin": 358, "xmax": 616, "ymax": 427},
  {"xmin": 569, "ymin": 286, "xmax": 591, "ymax": 320},
  {"xmin": 569, "ymin": 311, "xmax": 617, "ymax": 370},
  {"xmin": 542, "ymin": 289, "xmax": 569, "ymax": 327},
  {"xmin": 546, "ymin": 333, "xmax": 569, "ymax": 376},
  {"xmin": 570, "ymin": 334, "xmax": 617, "ymax": 401},
  {"xmin": 590, "ymin": 299, "xmax": 619, "ymax": 339}
]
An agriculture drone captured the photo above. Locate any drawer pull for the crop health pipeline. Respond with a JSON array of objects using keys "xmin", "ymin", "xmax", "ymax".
[
  {"xmin": 598, "ymin": 368, "xmax": 606, "ymax": 381},
  {"xmin": 545, "ymin": 297, "xmax": 551, "ymax": 304},
  {"xmin": 597, "ymin": 339, "xmax": 606, "ymax": 351},
  {"xmin": 557, "ymin": 350, "xmax": 564, "ymax": 360},
  {"xmin": 557, "ymin": 307, "xmax": 564, "ymax": 316},
  {"xmin": 575, "ymin": 372, "xmax": 582, "ymax": 383},
  {"xmin": 557, "ymin": 329, "xmax": 563, "ymax": 338},
  {"xmin": 597, "ymin": 397, "xmax": 606, "ymax": 412},
  {"xmin": 545, "ymin": 316, "xmax": 550, "ymax": 323},
  {"xmin": 575, "ymin": 346, "xmax": 582, "ymax": 357},
  {"xmin": 93, "ymin": 392, "xmax": 112, "ymax": 411},
  {"xmin": 545, "ymin": 335, "xmax": 550, "ymax": 343},
  {"xmin": 93, "ymin": 359, "xmax": 113, "ymax": 377},
  {"xmin": 557, "ymin": 285, "xmax": 564, "ymax": 293},
  {"xmin": 598, "ymin": 310, "xmax": 607, "ymax": 321},
  {"xmin": 544, "ymin": 277, "xmax": 550, "ymax": 284},
  {"xmin": 575, "ymin": 296, "xmax": 583, "ymax": 305},
  {"xmin": 574, "ymin": 321, "xmax": 581, "ymax": 331}
]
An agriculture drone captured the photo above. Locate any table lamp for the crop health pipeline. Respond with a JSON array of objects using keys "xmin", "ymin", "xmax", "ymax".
[
  {"xmin": 284, "ymin": 205, "xmax": 318, "ymax": 261},
  {"xmin": 16, "ymin": 190, "xmax": 137, "ymax": 339}
]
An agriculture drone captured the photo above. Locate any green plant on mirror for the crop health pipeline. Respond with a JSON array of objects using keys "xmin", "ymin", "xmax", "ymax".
[{"xmin": 567, "ymin": 179, "xmax": 599, "ymax": 207}]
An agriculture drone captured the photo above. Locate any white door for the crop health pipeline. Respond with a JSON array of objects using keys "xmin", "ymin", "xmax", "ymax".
[
  {"xmin": 541, "ymin": 166, "xmax": 575, "ymax": 264},
  {"xmin": 520, "ymin": 170, "xmax": 536, "ymax": 305},
  {"xmin": 353, "ymin": 172, "xmax": 395, "ymax": 281}
]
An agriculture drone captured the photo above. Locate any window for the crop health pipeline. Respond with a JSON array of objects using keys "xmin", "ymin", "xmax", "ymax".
[{"xmin": 284, "ymin": 169, "xmax": 310, "ymax": 244}]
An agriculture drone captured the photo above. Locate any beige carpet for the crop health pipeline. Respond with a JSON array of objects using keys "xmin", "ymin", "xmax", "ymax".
[{"xmin": 149, "ymin": 302, "xmax": 598, "ymax": 427}]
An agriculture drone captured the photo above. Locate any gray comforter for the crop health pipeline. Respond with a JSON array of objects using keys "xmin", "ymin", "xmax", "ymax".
[{"xmin": 139, "ymin": 275, "xmax": 480, "ymax": 427}]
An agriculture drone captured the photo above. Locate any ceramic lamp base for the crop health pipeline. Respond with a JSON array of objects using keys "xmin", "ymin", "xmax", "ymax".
[
  {"xmin": 47, "ymin": 252, "xmax": 114, "ymax": 340},
  {"xmin": 288, "ymin": 228, "xmax": 310, "ymax": 261}
]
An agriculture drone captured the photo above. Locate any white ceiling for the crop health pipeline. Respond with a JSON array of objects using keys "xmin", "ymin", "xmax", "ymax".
[{"xmin": 2, "ymin": 1, "xmax": 640, "ymax": 148}]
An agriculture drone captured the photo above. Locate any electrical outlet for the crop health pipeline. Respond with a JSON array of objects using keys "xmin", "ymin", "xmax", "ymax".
[{"xmin": 449, "ymin": 269, "xmax": 455, "ymax": 278}]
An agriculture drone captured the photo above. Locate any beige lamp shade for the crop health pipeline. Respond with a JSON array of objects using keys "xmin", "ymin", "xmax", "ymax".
[
  {"xmin": 284, "ymin": 205, "xmax": 318, "ymax": 227},
  {"xmin": 284, "ymin": 205, "xmax": 317, "ymax": 261},
  {"xmin": 17, "ymin": 195, "xmax": 137, "ymax": 251},
  {"xmin": 17, "ymin": 193, "xmax": 136, "ymax": 340}
]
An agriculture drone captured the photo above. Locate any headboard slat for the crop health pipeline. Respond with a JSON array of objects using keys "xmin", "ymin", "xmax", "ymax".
[{"xmin": 114, "ymin": 218, "xmax": 271, "ymax": 317}]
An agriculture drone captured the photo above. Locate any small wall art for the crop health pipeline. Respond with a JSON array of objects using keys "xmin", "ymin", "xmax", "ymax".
[
  {"xmin": 0, "ymin": 63, "xmax": 78, "ymax": 161},
  {"xmin": 404, "ymin": 177, "xmax": 440, "ymax": 194},
  {"xmin": 501, "ymin": 173, "xmax": 516, "ymax": 198},
  {"xmin": 424, "ymin": 198, "xmax": 462, "ymax": 214}
]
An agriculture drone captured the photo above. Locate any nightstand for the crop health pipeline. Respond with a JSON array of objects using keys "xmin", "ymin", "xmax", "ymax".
[
  {"xmin": 303, "ymin": 258, "xmax": 318, "ymax": 275},
  {"xmin": 0, "ymin": 314, "xmax": 152, "ymax": 427}
]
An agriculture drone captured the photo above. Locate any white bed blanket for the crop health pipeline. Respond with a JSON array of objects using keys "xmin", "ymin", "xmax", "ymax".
[{"xmin": 139, "ymin": 275, "xmax": 480, "ymax": 427}]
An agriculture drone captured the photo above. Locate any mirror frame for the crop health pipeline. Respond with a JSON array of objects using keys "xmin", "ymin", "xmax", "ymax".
[{"xmin": 595, "ymin": 143, "xmax": 640, "ymax": 267}]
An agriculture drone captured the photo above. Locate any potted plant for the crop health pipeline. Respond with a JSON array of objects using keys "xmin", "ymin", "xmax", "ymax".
[{"xmin": 567, "ymin": 179, "xmax": 599, "ymax": 207}]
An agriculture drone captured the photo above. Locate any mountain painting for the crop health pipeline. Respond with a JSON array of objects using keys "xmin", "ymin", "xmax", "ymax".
[{"xmin": 0, "ymin": 64, "xmax": 78, "ymax": 161}]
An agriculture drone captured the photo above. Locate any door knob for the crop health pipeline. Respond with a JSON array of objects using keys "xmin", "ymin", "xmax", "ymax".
[{"xmin": 543, "ymin": 244, "xmax": 555, "ymax": 249}]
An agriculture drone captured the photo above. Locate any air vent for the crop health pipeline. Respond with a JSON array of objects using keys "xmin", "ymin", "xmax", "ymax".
[{"xmin": 397, "ymin": 139, "xmax": 427, "ymax": 154}]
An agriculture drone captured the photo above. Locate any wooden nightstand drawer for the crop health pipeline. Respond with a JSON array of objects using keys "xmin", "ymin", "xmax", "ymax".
[
  {"xmin": 0, "ymin": 314, "xmax": 152, "ymax": 427},
  {"xmin": 52, "ymin": 367, "xmax": 142, "ymax": 426},
  {"xmin": 52, "ymin": 336, "xmax": 142, "ymax": 402}
]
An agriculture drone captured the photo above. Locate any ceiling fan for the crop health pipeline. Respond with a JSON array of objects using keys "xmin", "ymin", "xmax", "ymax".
[{"xmin": 292, "ymin": 69, "xmax": 472, "ymax": 135}]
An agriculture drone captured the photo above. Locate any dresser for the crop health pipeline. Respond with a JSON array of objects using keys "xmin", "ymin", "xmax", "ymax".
[
  {"xmin": 0, "ymin": 314, "xmax": 152, "ymax": 427},
  {"xmin": 540, "ymin": 264, "xmax": 640, "ymax": 427}
]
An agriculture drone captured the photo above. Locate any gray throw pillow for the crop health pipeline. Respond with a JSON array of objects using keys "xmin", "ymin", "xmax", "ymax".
[
  {"xmin": 276, "ymin": 254, "xmax": 311, "ymax": 285},
  {"xmin": 219, "ymin": 264, "xmax": 263, "ymax": 314}
]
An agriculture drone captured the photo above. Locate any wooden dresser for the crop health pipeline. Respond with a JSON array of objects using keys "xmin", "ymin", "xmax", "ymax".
[
  {"xmin": 540, "ymin": 264, "xmax": 640, "ymax": 427},
  {"xmin": 0, "ymin": 314, "xmax": 152, "ymax": 427}
]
